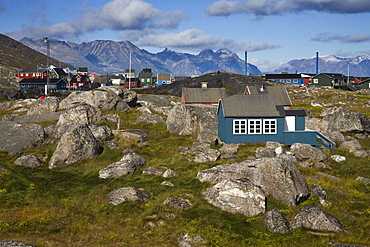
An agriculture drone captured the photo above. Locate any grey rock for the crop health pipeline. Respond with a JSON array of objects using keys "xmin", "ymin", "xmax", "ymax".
[
  {"xmin": 218, "ymin": 143, "xmax": 239, "ymax": 154},
  {"xmin": 310, "ymin": 184, "xmax": 327, "ymax": 205},
  {"xmin": 112, "ymin": 129, "xmax": 148, "ymax": 146},
  {"xmin": 339, "ymin": 138, "xmax": 362, "ymax": 153},
  {"xmin": 0, "ymin": 121, "xmax": 45, "ymax": 155},
  {"xmin": 314, "ymin": 162, "xmax": 330, "ymax": 169},
  {"xmin": 197, "ymin": 154, "xmax": 310, "ymax": 205},
  {"xmin": 142, "ymin": 167, "xmax": 164, "ymax": 176},
  {"xmin": 99, "ymin": 153, "xmax": 146, "ymax": 179},
  {"xmin": 163, "ymin": 169, "xmax": 176, "ymax": 178},
  {"xmin": 108, "ymin": 187, "xmax": 149, "ymax": 205},
  {"xmin": 137, "ymin": 94, "xmax": 180, "ymax": 109},
  {"xmin": 89, "ymin": 125, "xmax": 113, "ymax": 142},
  {"xmin": 0, "ymin": 241, "xmax": 35, "ymax": 247},
  {"xmin": 203, "ymin": 178, "xmax": 265, "ymax": 217},
  {"xmin": 178, "ymin": 231, "xmax": 206, "ymax": 247},
  {"xmin": 292, "ymin": 205, "xmax": 346, "ymax": 233},
  {"xmin": 136, "ymin": 112, "xmax": 164, "ymax": 124},
  {"xmin": 193, "ymin": 148, "xmax": 220, "ymax": 162},
  {"xmin": 14, "ymin": 154, "xmax": 42, "ymax": 168},
  {"xmin": 320, "ymin": 107, "xmax": 370, "ymax": 133},
  {"xmin": 161, "ymin": 181, "xmax": 174, "ymax": 187},
  {"xmin": 264, "ymin": 208, "xmax": 291, "ymax": 233},
  {"xmin": 163, "ymin": 197, "xmax": 192, "ymax": 210},
  {"xmin": 49, "ymin": 123, "xmax": 103, "ymax": 169},
  {"xmin": 290, "ymin": 143, "xmax": 327, "ymax": 162},
  {"xmin": 101, "ymin": 86, "xmax": 138, "ymax": 107},
  {"xmin": 352, "ymin": 150, "xmax": 369, "ymax": 158},
  {"xmin": 166, "ymin": 104, "xmax": 218, "ymax": 143},
  {"xmin": 316, "ymin": 172, "xmax": 342, "ymax": 181},
  {"xmin": 104, "ymin": 140, "xmax": 119, "ymax": 149},
  {"xmin": 57, "ymin": 103, "xmax": 104, "ymax": 127},
  {"xmin": 355, "ymin": 176, "xmax": 370, "ymax": 185},
  {"xmin": 27, "ymin": 96, "xmax": 59, "ymax": 115},
  {"xmin": 105, "ymin": 113, "xmax": 120, "ymax": 123},
  {"xmin": 256, "ymin": 147, "xmax": 276, "ymax": 158}
]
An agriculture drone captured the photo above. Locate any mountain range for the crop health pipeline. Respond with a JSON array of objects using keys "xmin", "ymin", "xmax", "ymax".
[
  {"xmin": 19, "ymin": 37, "xmax": 260, "ymax": 76},
  {"xmin": 1, "ymin": 34, "xmax": 370, "ymax": 77}
]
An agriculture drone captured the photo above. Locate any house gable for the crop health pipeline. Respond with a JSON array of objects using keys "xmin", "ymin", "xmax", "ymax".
[{"xmin": 181, "ymin": 87, "xmax": 227, "ymax": 105}]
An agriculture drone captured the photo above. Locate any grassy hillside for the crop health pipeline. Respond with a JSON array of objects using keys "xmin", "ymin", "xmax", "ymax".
[
  {"xmin": 0, "ymin": 87, "xmax": 370, "ymax": 246},
  {"xmin": 0, "ymin": 34, "xmax": 72, "ymax": 71}
]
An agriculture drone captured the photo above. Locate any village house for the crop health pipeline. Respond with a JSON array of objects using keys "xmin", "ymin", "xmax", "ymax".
[
  {"xmin": 181, "ymin": 83, "xmax": 227, "ymax": 105},
  {"xmin": 68, "ymin": 74, "xmax": 91, "ymax": 90},
  {"xmin": 263, "ymin": 73, "xmax": 313, "ymax": 85},
  {"xmin": 19, "ymin": 78, "xmax": 67, "ymax": 92},
  {"xmin": 244, "ymin": 85, "xmax": 292, "ymax": 110},
  {"xmin": 217, "ymin": 94, "xmax": 334, "ymax": 150},
  {"xmin": 138, "ymin": 68, "xmax": 155, "ymax": 85},
  {"xmin": 110, "ymin": 74, "xmax": 125, "ymax": 86}
]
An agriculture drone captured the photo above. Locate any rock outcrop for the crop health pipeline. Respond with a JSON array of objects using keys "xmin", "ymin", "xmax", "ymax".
[
  {"xmin": 49, "ymin": 123, "xmax": 103, "ymax": 168},
  {"xmin": 290, "ymin": 143, "xmax": 327, "ymax": 163},
  {"xmin": 166, "ymin": 104, "xmax": 218, "ymax": 143},
  {"xmin": 197, "ymin": 154, "xmax": 310, "ymax": 205},
  {"xmin": 203, "ymin": 178, "xmax": 265, "ymax": 217},
  {"xmin": 27, "ymin": 96, "xmax": 59, "ymax": 115},
  {"xmin": 59, "ymin": 87, "xmax": 131, "ymax": 112},
  {"xmin": 14, "ymin": 154, "xmax": 42, "ymax": 168}
]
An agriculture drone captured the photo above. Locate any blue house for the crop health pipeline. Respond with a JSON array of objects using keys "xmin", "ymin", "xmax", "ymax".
[{"xmin": 217, "ymin": 94, "xmax": 334, "ymax": 150}]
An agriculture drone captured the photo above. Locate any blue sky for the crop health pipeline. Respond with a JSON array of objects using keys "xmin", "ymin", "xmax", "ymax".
[{"xmin": 1, "ymin": 0, "xmax": 370, "ymax": 71}]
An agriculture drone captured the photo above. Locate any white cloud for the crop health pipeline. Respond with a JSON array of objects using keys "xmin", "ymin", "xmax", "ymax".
[
  {"xmin": 312, "ymin": 32, "xmax": 370, "ymax": 43},
  {"xmin": 205, "ymin": 0, "xmax": 370, "ymax": 18},
  {"xmin": 7, "ymin": 0, "xmax": 187, "ymax": 40},
  {"xmin": 125, "ymin": 28, "xmax": 279, "ymax": 53},
  {"xmin": 250, "ymin": 58, "xmax": 290, "ymax": 73}
]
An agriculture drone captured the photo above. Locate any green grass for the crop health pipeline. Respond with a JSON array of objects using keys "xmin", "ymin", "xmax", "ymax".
[{"xmin": 0, "ymin": 106, "xmax": 370, "ymax": 246}]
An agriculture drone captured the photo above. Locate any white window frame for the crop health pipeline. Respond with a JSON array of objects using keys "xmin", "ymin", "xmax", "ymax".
[
  {"xmin": 263, "ymin": 119, "xmax": 277, "ymax": 134},
  {"xmin": 313, "ymin": 79, "xmax": 318, "ymax": 84},
  {"xmin": 233, "ymin": 119, "xmax": 247, "ymax": 134},
  {"xmin": 248, "ymin": 119, "xmax": 262, "ymax": 134}
]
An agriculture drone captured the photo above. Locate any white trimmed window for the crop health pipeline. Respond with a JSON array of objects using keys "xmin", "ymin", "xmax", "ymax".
[
  {"xmin": 313, "ymin": 79, "xmax": 318, "ymax": 84},
  {"xmin": 248, "ymin": 120, "xmax": 262, "ymax": 134},
  {"xmin": 263, "ymin": 119, "xmax": 277, "ymax": 134},
  {"xmin": 233, "ymin": 120, "xmax": 247, "ymax": 134}
]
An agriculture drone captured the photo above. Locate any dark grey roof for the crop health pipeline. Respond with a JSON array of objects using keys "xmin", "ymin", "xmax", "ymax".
[
  {"xmin": 285, "ymin": 109, "xmax": 306, "ymax": 116},
  {"xmin": 182, "ymin": 87, "xmax": 228, "ymax": 103},
  {"xmin": 245, "ymin": 86, "xmax": 292, "ymax": 106},
  {"xmin": 219, "ymin": 94, "xmax": 285, "ymax": 117},
  {"xmin": 19, "ymin": 78, "xmax": 66, "ymax": 85}
]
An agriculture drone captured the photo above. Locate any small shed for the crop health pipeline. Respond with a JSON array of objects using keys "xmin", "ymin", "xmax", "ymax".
[{"xmin": 181, "ymin": 87, "xmax": 227, "ymax": 105}]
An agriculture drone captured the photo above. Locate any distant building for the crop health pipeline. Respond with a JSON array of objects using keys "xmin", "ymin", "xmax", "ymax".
[
  {"xmin": 124, "ymin": 77, "xmax": 141, "ymax": 88},
  {"xmin": 110, "ymin": 73, "xmax": 125, "ymax": 86},
  {"xmin": 77, "ymin": 67, "xmax": 88, "ymax": 75},
  {"xmin": 69, "ymin": 74, "xmax": 91, "ymax": 89},
  {"xmin": 19, "ymin": 78, "xmax": 67, "ymax": 92},
  {"xmin": 263, "ymin": 73, "xmax": 313, "ymax": 85},
  {"xmin": 138, "ymin": 68, "xmax": 155, "ymax": 85},
  {"xmin": 181, "ymin": 86, "xmax": 227, "ymax": 105},
  {"xmin": 157, "ymin": 74, "xmax": 172, "ymax": 85}
]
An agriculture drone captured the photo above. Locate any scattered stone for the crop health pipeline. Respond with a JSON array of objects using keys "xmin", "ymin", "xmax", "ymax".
[
  {"xmin": 355, "ymin": 176, "xmax": 370, "ymax": 185},
  {"xmin": 161, "ymin": 181, "xmax": 174, "ymax": 187},
  {"xmin": 163, "ymin": 197, "xmax": 192, "ymax": 210},
  {"xmin": 339, "ymin": 138, "xmax": 362, "ymax": 153},
  {"xmin": 113, "ymin": 129, "xmax": 148, "ymax": 146},
  {"xmin": 203, "ymin": 178, "xmax": 265, "ymax": 217},
  {"xmin": 264, "ymin": 208, "xmax": 291, "ymax": 233},
  {"xmin": 331, "ymin": 155, "xmax": 346, "ymax": 162},
  {"xmin": 310, "ymin": 184, "xmax": 328, "ymax": 205},
  {"xmin": 108, "ymin": 187, "xmax": 150, "ymax": 205},
  {"xmin": 218, "ymin": 143, "xmax": 239, "ymax": 154},
  {"xmin": 142, "ymin": 167, "xmax": 164, "ymax": 176},
  {"xmin": 89, "ymin": 125, "xmax": 113, "ymax": 142},
  {"xmin": 178, "ymin": 231, "xmax": 206, "ymax": 247},
  {"xmin": 162, "ymin": 169, "xmax": 176, "ymax": 178},
  {"xmin": 104, "ymin": 140, "xmax": 119, "ymax": 149},
  {"xmin": 314, "ymin": 162, "xmax": 330, "ymax": 169},
  {"xmin": 316, "ymin": 172, "xmax": 342, "ymax": 181},
  {"xmin": 99, "ymin": 153, "xmax": 146, "ymax": 179},
  {"xmin": 292, "ymin": 205, "xmax": 347, "ymax": 233},
  {"xmin": 14, "ymin": 154, "xmax": 42, "ymax": 168}
]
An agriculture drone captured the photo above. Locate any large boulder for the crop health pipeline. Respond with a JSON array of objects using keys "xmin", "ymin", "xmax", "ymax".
[
  {"xmin": 203, "ymin": 178, "xmax": 266, "ymax": 217},
  {"xmin": 99, "ymin": 153, "xmax": 146, "ymax": 179},
  {"xmin": 163, "ymin": 197, "xmax": 192, "ymax": 210},
  {"xmin": 108, "ymin": 187, "xmax": 150, "ymax": 205},
  {"xmin": 292, "ymin": 205, "xmax": 346, "ymax": 233},
  {"xmin": 197, "ymin": 154, "xmax": 310, "ymax": 205},
  {"xmin": 27, "ymin": 96, "xmax": 59, "ymax": 115},
  {"xmin": 49, "ymin": 123, "xmax": 103, "ymax": 168},
  {"xmin": 0, "ymin": 121, "xmax": 45, "ymax": 154},
  {"xmin": 320, "ymin": 107, "xmax": 370, "ymax": 133},
  {"xmin": 57, "ymin": 103, "xmax": 105, "ymax": 127},
  {"xmin": 112, "ymin": 129, "xmax": 148, "ymax": 146},
  {"xmin": 59, "ymin": 88, "xmax": 131, "ymax": 112},
  {"xmin": 290, "ymin": 143, "xmax": 327, "ymax": 163},
  {"xmin": 101, "ymin": 86, "xmax": 138, "ymax": 107},
  {"xmin": 166, "ymin": 104, "xmax": 218, "ymax": 143}
]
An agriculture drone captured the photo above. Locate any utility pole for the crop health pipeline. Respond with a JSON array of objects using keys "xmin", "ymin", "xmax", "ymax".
[{"xmin": 43, "ymin": 37, "xmax": 50, "ymax": 95}]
